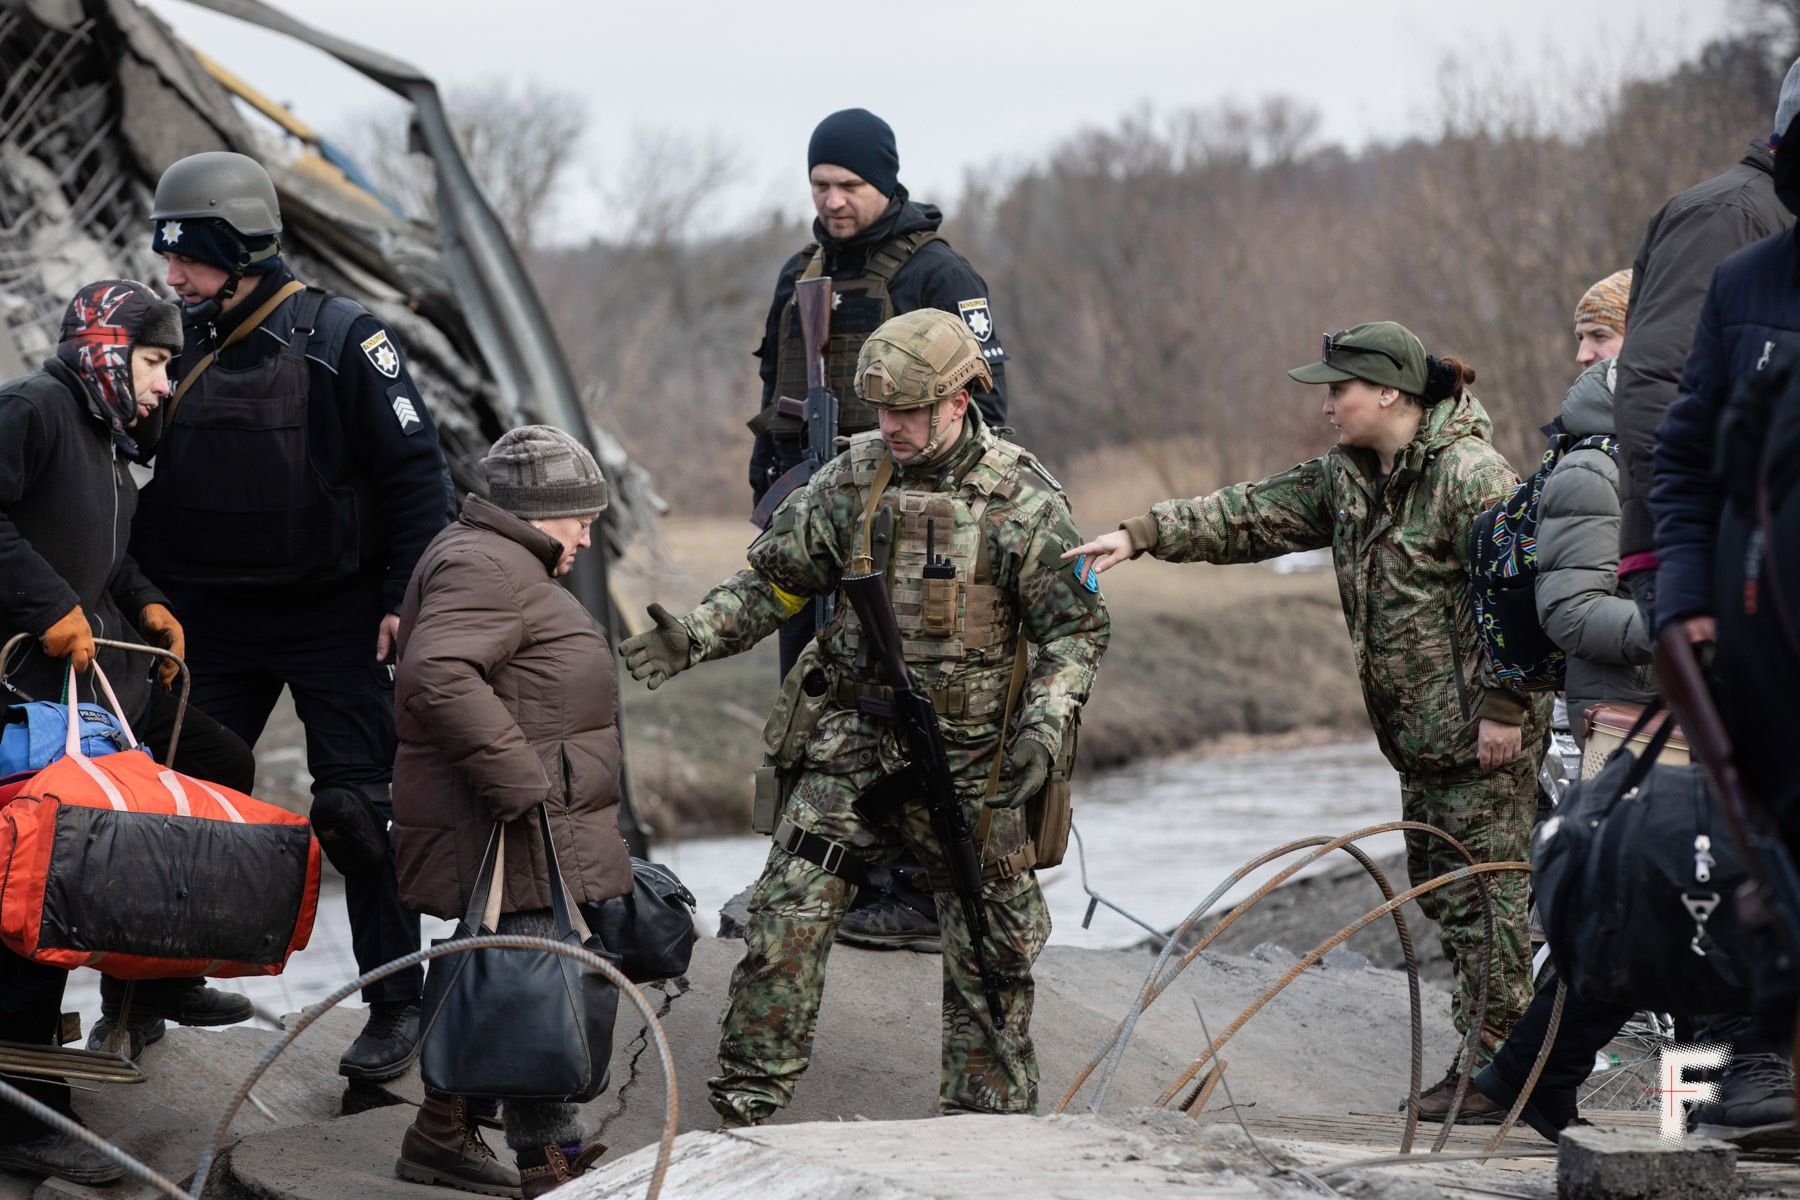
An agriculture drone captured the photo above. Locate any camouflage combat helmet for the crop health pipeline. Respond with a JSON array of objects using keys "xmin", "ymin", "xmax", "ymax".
[
  {"xmin": 151, "ymin": 151, "xmax": 282, "ymax": 236},
  {"xmin": 854, "ymin": 308, "xmax": 994, "ymax": 410}
]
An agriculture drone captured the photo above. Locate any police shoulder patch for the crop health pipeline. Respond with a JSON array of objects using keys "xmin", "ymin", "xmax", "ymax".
[
  {"xmin": 957, "ymin": 297, "xmax": 993, "ymax": 343},
  {"xmin": 361, "ymin": 329, "xmax": 401, "ymax": 379}
]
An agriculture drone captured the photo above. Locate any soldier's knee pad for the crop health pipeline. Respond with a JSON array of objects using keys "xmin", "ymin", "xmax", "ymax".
[{"xmin": 308, "ymin": 785, "xmax": 389, "ymax": 877}]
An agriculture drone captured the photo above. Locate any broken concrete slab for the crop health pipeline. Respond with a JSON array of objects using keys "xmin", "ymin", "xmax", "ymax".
[
  {"xmin": 566, "ymin": 1112, "xmax": 1415, "ymax": 1200},
  {"xmin": 1557, "ymin": 1126, "xmax": 1736, "ymax": 1200}
]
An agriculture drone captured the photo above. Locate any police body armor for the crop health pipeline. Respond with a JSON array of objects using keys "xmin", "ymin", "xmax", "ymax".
[
  {"xmin": 135, "ymin": 288, "xmax": 373, "ymax": 588},
  {"xmin": 753, "ymin": 230, "xmax": 943, "ymax": 445}
]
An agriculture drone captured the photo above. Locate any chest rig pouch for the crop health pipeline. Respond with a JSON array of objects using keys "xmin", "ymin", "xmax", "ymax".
[
  {"xmin": 840, "ymin": 454, "xmax": 1020, "ymax": 693},
  {"xmin": 755, "ymin": 230, "xmax": 943, "ymax": 441},
  {"xmin": 140, "ymin": 290, "xmax": 365, "ymax": 587}
]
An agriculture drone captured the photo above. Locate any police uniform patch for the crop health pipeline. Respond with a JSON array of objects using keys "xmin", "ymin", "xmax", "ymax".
[
  {"xmin": 361, "ymin": 329, "xmax": 401, "ymax": 379},
  {"xmin": 387, "ymin": 384, "xmax": 423, "ymax": 435},
  {"xmin": 957, "ymin": 297, "xmax": 993, "ymax": 342}
]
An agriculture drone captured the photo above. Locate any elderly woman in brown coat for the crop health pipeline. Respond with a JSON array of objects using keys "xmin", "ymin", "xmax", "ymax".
[{"xmin": 389, "ymin": 425, "xmax": 630, "ymax": 1199}]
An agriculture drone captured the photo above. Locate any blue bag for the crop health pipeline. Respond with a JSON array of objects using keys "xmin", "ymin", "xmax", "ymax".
[{"xmin": 0, "ymin": 700, "xmax": 137, "ymax": 782}]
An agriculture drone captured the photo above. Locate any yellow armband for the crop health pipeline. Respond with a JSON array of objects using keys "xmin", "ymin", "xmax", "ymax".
[{"xmin": 769, "ymin": 582, "xmax": 809, "ymax": 618}]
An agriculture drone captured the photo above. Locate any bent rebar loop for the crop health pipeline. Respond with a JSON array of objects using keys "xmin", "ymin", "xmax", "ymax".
[
  {"xmin": 1063, "ymin": 820, "xmax": 1467, "ymax": 1118},
  {"xmin": 192, "ymin": 936, "xmax": 680, "ymax": 1200},
  {"xmin": 1149, "ymin": 861, "xmax": 1529, "ymax": 1131}
]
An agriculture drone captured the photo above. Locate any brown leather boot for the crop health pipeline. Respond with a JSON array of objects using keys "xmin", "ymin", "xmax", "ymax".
[
  {"xmin": 516, "ymin": 1143, "xmax": 607, "ymax": 1199},
  {"xmin": 1411, "ymin": 1066, "xmax": 1504, "ymax": 1124},
  {"xmin": 395, "ymin": 1093, "xmax": 522, "ymax": 1197}
]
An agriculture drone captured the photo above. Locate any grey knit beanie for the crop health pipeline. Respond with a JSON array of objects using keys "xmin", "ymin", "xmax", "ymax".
[
  {"xmin": 1778, "ymin": 56, "xmax": 1800, "ymax": 142},
  {"xmin": 482, "ymin": 425, "xmax": 608, "ymax": 519}
]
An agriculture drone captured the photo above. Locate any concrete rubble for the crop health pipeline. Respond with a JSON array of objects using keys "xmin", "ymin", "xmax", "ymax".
[
  {"xmin": 1557, "ymin": 1127, "xmax": 1737, "ymax": 1200},
  {"xmin": 0, "ymin": 0, "xmax": 657, "ymax": 546}
]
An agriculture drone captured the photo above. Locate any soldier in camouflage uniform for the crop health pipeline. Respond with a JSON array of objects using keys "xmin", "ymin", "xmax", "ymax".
[
  {"xmin": 622, "ymin": 309, "xmax": 1108, "ymax": 1124},
  {"xmin": 1067, "ymin": 323, "xmax": 1550, "ymax": 1118}
]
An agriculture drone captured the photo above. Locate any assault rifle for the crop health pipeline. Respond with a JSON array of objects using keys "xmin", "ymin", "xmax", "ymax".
[
  {"xmin": 1657, "ymin": 627, "xmax": 1800, "ymax": 960},
  {"xmin": 841, "ymin": 569, "xmax": 1007, "ymax": 1028},
  {"xmin": 750, "ymin": 277, "xmax": 837, "ymax": 557}
]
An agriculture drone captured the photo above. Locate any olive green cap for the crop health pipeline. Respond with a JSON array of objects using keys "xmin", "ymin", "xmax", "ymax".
[
  {"xmin": 854, "ymin": 308, "xmax": 994, "ymax": 410},
  {"xmin": 1288, "ymin": 322, "xmax": 1427, "ymax": 394}
]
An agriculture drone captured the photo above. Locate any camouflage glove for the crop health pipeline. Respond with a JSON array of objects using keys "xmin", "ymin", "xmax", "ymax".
[
  {"xmin": 988, "ymin": 738, "xmax": 1051, "ymax": 810},
  {"xmin": 621, "ymin": 603, "xmax": 692, "ymax": 691}
]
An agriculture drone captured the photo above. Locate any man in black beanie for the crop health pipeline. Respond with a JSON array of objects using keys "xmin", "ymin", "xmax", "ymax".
[{"xmin": 747, "ymin": 108, "xmax": 1014, "ymax": 954}]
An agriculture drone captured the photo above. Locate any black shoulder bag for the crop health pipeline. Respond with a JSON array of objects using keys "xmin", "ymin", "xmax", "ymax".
[
  {"xmin": 1533, "ymin": 701, "xmax": 1750, "ymax": 1015},
  {"xmin": 419, "ymin": 807, "xmax": 622, "ymax": 1102},
  {"xmin": 580, "ymin": 859, "xmax": 698, "ymax": 984}
]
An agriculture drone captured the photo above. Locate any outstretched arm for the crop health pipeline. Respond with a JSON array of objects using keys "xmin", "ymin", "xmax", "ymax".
[
  {"xmin": 622, "ymin": 457, "xmax": 851, "ymax": 686},
  {"xmin": 1065, "ymin": 458, "xmax": 1337, "ymax": 573}
]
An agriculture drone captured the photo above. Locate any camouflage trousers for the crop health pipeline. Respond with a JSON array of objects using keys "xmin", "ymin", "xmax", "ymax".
[
  {"xmin": 1400, "ymin": 745, "xmax": 1541, "ymax": 1069},
  {"xmin": 709, "ymin": 765, "xmax": 1050, "ymax": 1124}
]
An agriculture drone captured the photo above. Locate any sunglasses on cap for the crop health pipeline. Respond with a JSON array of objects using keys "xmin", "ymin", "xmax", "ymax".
[{"xmin": 1322, "ymin": 330, "xmax": 1405, "ymax": 372}]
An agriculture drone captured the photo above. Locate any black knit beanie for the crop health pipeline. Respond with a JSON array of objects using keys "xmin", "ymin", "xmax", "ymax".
[{"xmin": 807, "ymin": 108, "xmax": 899, "ymax": 198}]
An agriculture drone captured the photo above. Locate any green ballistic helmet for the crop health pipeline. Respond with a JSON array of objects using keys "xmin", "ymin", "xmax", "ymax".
[
  {"xmin": 150, "ymin": 151, "xmax": 282, "ymax": 236},
  {"xmin": 854, "ymin": 308, "xmax": 994, "ymax": 410}
]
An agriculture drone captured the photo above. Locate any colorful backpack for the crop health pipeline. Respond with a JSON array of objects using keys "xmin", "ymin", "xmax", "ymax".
[{"xmin": 1468, "ymin": 428, "xmax": 1618, "ymax": 691}]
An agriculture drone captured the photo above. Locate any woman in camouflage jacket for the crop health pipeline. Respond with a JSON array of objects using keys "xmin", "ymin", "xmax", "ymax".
[{"xmin": 1068, "ymin": 321, "xmax": 1549, "ymax": 1117}]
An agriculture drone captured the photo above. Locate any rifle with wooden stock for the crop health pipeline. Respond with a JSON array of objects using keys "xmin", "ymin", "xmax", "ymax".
[
  {"xmin": 841, "ymin": 568, "xmax": 1008, "ymax": 1029},
  {"xmin": 751, "ymin": 275, "xmax": 836, "ymax": 521},
  {"xmin": 1656, "ymin": 627, "xmax": 1800, "ymax": 959}
]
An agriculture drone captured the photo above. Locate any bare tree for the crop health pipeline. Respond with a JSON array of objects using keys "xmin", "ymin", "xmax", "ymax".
[{"xmin": 337, "ymin": 81, "xmax": 587, "ymax": 249}]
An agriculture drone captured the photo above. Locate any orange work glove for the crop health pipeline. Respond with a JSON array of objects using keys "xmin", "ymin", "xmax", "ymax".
[
  {"xmin": 41, "ymin": 606, "xmax": 94, "ymax": 674},
  {"xmin": 139, "ymin": 603, "xmax": 185, "ymax": 689}
]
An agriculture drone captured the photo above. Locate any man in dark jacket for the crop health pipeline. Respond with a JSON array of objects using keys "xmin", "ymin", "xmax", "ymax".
[
  {"xmin": 0, "ymin": 279, "xmax": 256, "ymax": 1188},
  {"xmin": 1615, "ymin": 65, "xmax": 1798, "ymax": 598},
  {"xmin": 130, "ymin": 152, "xmax": 453, "ymax": 1081},
  {"xmin": 1647, "ymin": 92, "xmax": 1800, "ymax": 1149},
  {"xmin": 750, "ymin": 109, "xmax": 1013, "ymax": 953}
]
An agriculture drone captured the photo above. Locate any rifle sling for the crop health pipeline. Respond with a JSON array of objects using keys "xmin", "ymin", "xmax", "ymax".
[
  {"xmin": 975, "ymin": 640, "xmax": 1032, "ymax": 848},
  {"xmin": 162, "ymin": 280, "xmax": 307, "ymax": 430}
]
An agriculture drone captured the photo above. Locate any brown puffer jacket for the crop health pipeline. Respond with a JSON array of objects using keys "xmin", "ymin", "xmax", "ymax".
[{"xmin": 391, "ymin": 496, "xmax": 630, "ymax": 920}]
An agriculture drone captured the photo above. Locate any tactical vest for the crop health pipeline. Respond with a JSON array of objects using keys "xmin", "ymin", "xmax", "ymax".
[
  {"xmin": 764, "ymin": 230, "xmax": 943, "ymax": 439},
  {"xmin": 134, "ymin": 288, "xmax": 371, "ymax": 588},
  {"xmin": 833, "ymin": 429, "xmax": 1028, "ymax": 711}
]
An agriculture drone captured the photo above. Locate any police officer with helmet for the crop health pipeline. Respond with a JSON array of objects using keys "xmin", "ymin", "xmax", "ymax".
[
  {"xmin": 130, "ymin": 151, "xmax": 452, "ymax": 1081},
  {"xmin": 750, "ymin": 108, "xmax": 1014, "ymax": 953}
]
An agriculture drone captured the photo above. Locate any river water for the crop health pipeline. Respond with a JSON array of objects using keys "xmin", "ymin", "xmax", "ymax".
[{"xmin": 61, "ymin": 739, "xmax": 1403, "ymax": 1033}]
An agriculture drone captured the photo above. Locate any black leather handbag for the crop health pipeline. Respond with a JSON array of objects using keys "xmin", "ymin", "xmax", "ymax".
[
  {"xmin": 581, "ymin": 859, "xmax": 699, "ymax": 983},
  {"xmin": 1534, "ymin": 702, "xmax": 1750, "ymax": 1015},
  {"xmin": 419, "ymin": 807, "xmax": 621, "ymax": 1102}
]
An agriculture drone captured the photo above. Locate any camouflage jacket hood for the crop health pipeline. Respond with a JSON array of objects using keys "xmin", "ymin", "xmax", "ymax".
[{"xmin": 1137, "ymin": 394, "xmax": 1546, "ymax": 779}]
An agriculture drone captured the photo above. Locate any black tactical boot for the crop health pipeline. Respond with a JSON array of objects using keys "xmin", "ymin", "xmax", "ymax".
[
  {"xmin": 339, "ymin": 1000, "xmax": 421, "ymax": 1081},
  {"xmin": 99, "ymin": 975, "xmax": 252, "ymax": 1027},
  {"xmin": 837, "ymin": 867, "xmax": 941, "ymax": 952},
  {"xmin": 0, "ymin": 1129, "xmax": 127, "ymax": 1186},
  {"xmin": 395, "ymin": 1093, "xmax": 521, "ymax": 1196},
  {"xmin": 1688, "ymin": 1052, "xmax": 1799, "ymax": 1149}
]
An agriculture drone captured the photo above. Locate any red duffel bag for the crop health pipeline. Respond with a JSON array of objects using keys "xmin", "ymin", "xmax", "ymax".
[{"xmin": 0, "ymin": 662, "xmax": 321, "ymax": 979}]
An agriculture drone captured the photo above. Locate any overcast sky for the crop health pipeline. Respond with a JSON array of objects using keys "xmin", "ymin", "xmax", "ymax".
[{"xmin": 142, "ymin": 0, "xmax": 1743, "ymax": 240}]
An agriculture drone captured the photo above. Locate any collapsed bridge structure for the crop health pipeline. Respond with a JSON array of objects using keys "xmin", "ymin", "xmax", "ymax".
[{"xmin": 0, "ymin": 0, "xmax": 657, "ymax": 845}]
